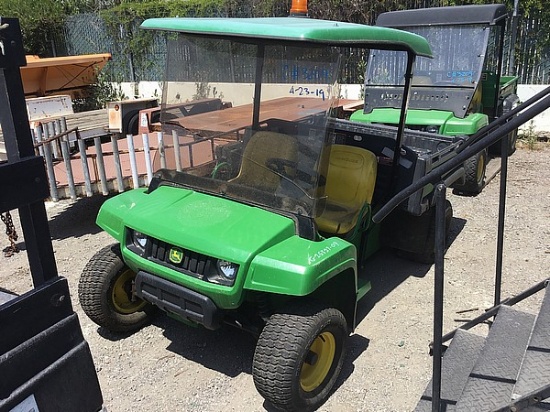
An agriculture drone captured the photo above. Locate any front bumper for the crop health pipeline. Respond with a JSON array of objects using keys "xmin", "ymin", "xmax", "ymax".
[{"xmin": 135, "ymin": 271, "xmax": 220, "ymax": 329}]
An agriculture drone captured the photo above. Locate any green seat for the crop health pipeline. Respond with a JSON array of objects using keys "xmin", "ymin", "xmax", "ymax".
[
  {"xmin": 230, "ymin": 131, "xmax": 298, "ymax": 191},
  {"xmin": 316, "ymin": 145, "xmax": 377, "ymax": 235}
]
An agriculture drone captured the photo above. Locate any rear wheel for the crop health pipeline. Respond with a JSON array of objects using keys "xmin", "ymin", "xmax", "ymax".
[
  {"xmin": 253, "ymin": 302, "xmax": 347, "ymax": 411},
  {"xmin": 398, "ymin": 200, "xmax": 453, "ymax": 264},
  {"xmin": 454, "ymin": 149, "xmax": 487, "ymax": 195},
  {"xmin": 508, "ymin": 128, "xmax": 518, "ymax": 155},
  {"xmin": 491, "ymin": 128, "xmax": 518, "ymax": 157},
  {"xmin": 78, "ymin": 243, "xmax": 155, "ymax": 333}
]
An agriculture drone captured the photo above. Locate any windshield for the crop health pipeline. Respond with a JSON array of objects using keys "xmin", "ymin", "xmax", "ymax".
[
  {"xmin": 366, "ymin": 25, "xmax": 488, "ymax": 88},
  {"xmin": 152, "ymin": 35, "xmax": 342, "ymax": 219},
  {"xmin": 363, "ymin": 24, "xmax": 488, "ymax": 117}
]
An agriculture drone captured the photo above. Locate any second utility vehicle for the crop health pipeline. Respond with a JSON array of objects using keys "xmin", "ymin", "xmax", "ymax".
[{"xmin": 351, "ymin": 4, "xmax": 520, "ymax": 193}]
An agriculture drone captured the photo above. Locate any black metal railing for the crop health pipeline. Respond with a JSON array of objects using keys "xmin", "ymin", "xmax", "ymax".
[{"xmin": 372, "ymin": 84, "xmax": 550, "ymax": 411}]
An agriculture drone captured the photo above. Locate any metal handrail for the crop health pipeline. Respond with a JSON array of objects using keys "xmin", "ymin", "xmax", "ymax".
[
  {"xmin": 455, "ymin": 85, "xmax": 550, "ymax": 153},
  {"xmin": 33, "ymin": 126, "xmax": 79, "ymax": 148},
  {"xmin": 368, "ymin": 85, "xmax": 550, "ymax": 411},
  {"xmin": 429, "ymin": 278, "xmax": 549, "ymax": 348},
  {"xmin": 431, "ymin": 184, "xmax": 447, "ymax": 412}
]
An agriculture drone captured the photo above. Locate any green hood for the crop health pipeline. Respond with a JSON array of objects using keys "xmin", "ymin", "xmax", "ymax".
[{"xmin": 98, "ymin": 186, "xmax": 296, "ymax": 264}]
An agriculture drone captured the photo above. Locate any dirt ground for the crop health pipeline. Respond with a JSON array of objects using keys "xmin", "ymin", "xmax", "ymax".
[{"xmin": 1, "ymin": 142, "xmax": 549, "ymax": 412}]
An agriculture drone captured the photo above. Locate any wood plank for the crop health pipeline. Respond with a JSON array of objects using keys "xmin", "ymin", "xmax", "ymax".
[{"xmin": 172, "ymin": 97, "xmax": 361, "ymax": 135}]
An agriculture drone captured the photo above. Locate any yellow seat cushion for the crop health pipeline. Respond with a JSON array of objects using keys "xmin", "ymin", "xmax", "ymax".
[{"xmin": 316, "ymin": 145, "xmax": 377, "ymax": 235}]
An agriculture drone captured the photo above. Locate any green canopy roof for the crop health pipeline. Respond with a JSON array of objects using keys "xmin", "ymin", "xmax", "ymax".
[{"xmin": 140, "ymin": 17, "xmax": 432, "ymax": 57}]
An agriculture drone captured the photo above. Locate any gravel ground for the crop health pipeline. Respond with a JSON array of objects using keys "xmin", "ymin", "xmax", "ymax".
[{"xmin": 1, "ymin": 142, "xmax": 549, "ymax": 412}]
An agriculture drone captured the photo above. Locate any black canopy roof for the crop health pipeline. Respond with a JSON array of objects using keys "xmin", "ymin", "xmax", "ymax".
[{"xmin": 376, "ymin": 4, "xmax": 508, "ymax": 28}]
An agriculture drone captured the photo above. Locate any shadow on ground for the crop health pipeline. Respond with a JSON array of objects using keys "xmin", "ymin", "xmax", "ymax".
[
  {"xmin": 153, "ymin": 313, "xmax": 370, "ymax": 411},
  {"xmin": 97, "ymin": 314, "xmax": 256, "ymax": 378},
  {"xmin": 47, "ymin": 194, "xmax": 112, "ymax": 240},
  {"xmin": 356, "ymin": 215, "xmax": 466, "ymax": 325},
  {"xmin": 162, "ymin": 316, "xmax": 256, "ymax": 377}
]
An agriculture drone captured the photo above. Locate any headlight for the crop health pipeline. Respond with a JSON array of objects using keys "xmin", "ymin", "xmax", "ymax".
[
  {"xmin": 425, "ymin": 125, "xmax": 439, "ymax": 134},
  {"xmin": 206, "ymin": 259, "xmax": 239, "ymax": 286},
  {"xmin": 218, "ymin": 260, "xmax": 238, "ymax": 280},
  {"xmin": 132, "ymin": 231, "xmax": 148, "ymax": 251}
]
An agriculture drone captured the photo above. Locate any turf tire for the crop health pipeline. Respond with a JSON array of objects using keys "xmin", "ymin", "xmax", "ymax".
[
  {"xmin": 454, "ymin": 149, "xmax": 487, "ymax": 195},
  {"xmin": 78, "ymin": 243, "xmax": 155, "ymax": 333},
  {"xmin": 253, "ymin": 302, "xmax": 347, "ymax": 411}
]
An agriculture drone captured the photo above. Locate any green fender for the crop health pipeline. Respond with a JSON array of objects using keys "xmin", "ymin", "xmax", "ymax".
[
  {"xmin": 96, "ymin": 188, "xmax": 149, "ymax": 241},
  {"xmin": 244, "ymin": 235, "xmax": 357, "ymax": 296},
  {"xmin": 443, "ymin": 112, "xmax": 488, "ymax": 135}
]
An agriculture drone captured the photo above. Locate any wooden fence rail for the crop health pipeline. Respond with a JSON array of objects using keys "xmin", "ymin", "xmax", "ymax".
[{"xmin": 32, "ymin": 117, "xmax": 218, "ymax": 202}]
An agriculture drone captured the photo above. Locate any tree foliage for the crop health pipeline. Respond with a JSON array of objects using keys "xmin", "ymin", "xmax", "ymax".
[
  {"xmin": 0, "ymin": 0, "xmax": 102, "ymax": 55},
  {"xmin": 0, "ymin": 0, "xmax": 64, "ymax": 55},
  {"xmin": 1, "ymin": 0, "xmax": 548, "ymax": 82}
]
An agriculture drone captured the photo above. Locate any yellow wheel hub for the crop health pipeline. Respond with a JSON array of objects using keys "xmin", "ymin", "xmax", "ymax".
[
  {"xmin": 111, "ymin": 269, "xmax": 147, "ymax": 314},
  {"xmin": 477, "ymin": 155, "xmax": 485, "ymax": 184},
  {"xmin": 300, "ymin": 331, "xmax": 336, "ymax": 392}
]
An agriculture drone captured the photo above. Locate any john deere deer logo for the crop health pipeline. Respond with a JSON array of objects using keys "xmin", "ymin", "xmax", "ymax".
[{"xmin": 169, "ymin": 247, "xmax": 184, "ymax": 264}]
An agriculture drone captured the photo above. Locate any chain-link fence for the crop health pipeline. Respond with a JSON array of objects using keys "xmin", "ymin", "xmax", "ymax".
[
  {"xmin": 64, "ymin": 13, "xmax": 164, "ymax": 82},
  {"xmin": 62, "ymin": 2, "xmax": 549, "ymax": 85}
]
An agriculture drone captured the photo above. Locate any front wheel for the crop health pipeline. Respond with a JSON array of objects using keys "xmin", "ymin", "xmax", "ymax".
[
  {"xmin": 78, "ymin": 243, "xmax": 156, "ymax": 333},
  {"xmin": 253, "ymin": 302, "xmax": 348, "ymax": 411}
]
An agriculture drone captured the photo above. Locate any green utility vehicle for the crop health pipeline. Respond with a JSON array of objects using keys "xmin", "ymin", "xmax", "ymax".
[
  {"xmin": 351, "ymin": 4, "xmax": 520, "ymax": 193},
  {"xmin": 77, "ymin": 16, "xmax": 464, "ymax": 411}
]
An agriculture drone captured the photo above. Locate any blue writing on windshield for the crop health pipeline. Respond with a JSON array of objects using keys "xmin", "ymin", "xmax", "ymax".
[{"xmin": 446, "ymin": 70, "xmax": 475, "ymax": 84}]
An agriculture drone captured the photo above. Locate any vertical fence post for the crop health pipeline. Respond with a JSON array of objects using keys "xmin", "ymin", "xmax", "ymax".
[
  {"xmin": 188, "ymin": 143, "xmax": 194, "ymax": 168},
  {"xmin": 126, "ymin": 134, "xmax": 140, "ymax": 188},
  {"xmin": 210, "ymin": 138, "xmax": 215, "ymax": 163},
  {"xmin": 33, "ymin": 126, "xmax": 44, "ymax": 158},
  {"xmin": 47, "ymin": 121, "xmax": 60, "ymax": 159},
  {"xmin": 60, "ymin": 134, "xmax": 77, "ymax": 200},
  {"xmin": 37, "ymin": 124, "xmax": 59, "ymax": 202},
  {"xmin": 157, "ymin": 131, "xmax": 166, "ymax": 169},
  {"xmin": 60, "ymin": 117, "xmax": 72, "ymax": 151},
  {"xmin": 55, "ymin": 117, "xmax": 77, "ymax": 199},
  {"xmin": 432, "ymin": 183, "xmax": 447, "ymax": 412},
  {"xmin": 54, "ymin": 119, "xmax": 61, "ymax": 137},
  {"xmin": 93, "ymin": 136, "xmax": 109, "ymax": 195},
  {"xmin": 172, "ymin": 130, "xmax": 182, "ymax": 172},
  {"xmin": 111, "ymin": 134, "xmax": 125, "ymax": 193},
  {"xmin": 142, "ymin": 133, "xmax": 153, "ymax": 185},
  {"xmin": 77, "ymin": 135, "xmax": 93, "ymax": 197}
]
